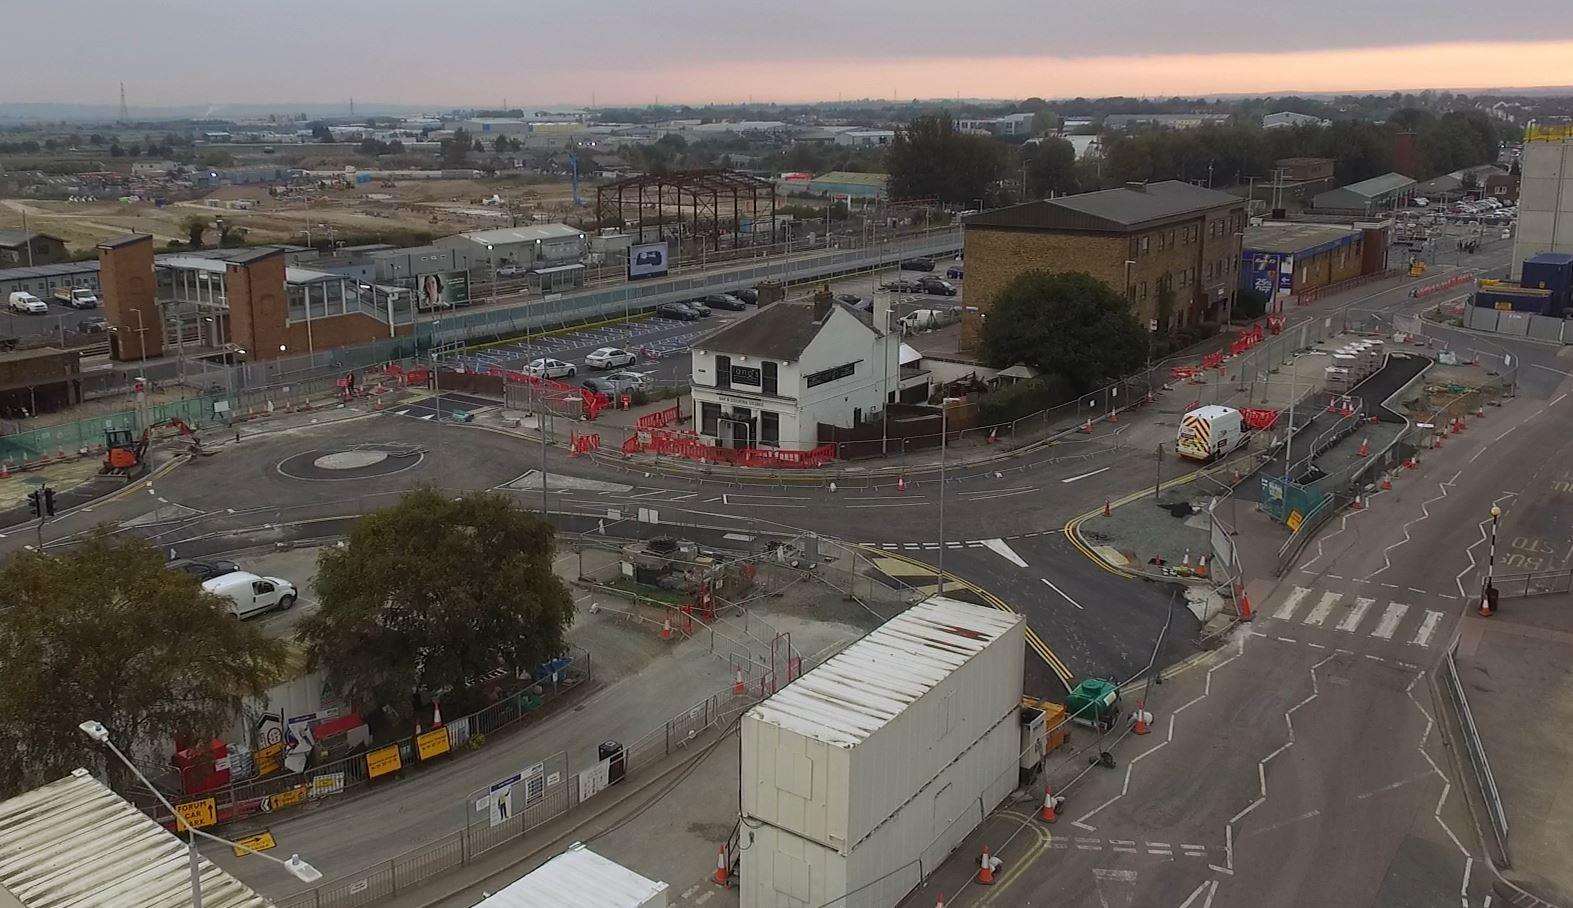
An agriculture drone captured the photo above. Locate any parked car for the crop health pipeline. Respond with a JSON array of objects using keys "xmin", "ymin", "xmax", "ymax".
[
  {"xmin": 585, "ymin": 346, "xmax": 636, "ymax": 370},
  {"xmin": 899, "ymin": 307, "xmax": 962, "ymax": 331},
  {"xmin": 581, "ymin": 376, "xmax": 621, "ymax": 396},
  {"xmin": 732, "ymin": 288, "xmax": 759, "ymax": 305},
  {"xmin": 656, "ymin": 302, "xmax": 701, "ymax": 321},
  {"xmin": 170, "ymin": 558, "xmax": 240, "ymax": 582},
  {"xmin": 53, "ymin": 287, "xmax": 99, "ymax": 309},
  {"xmin": 899, "ymin": 257, "xmax": 936, "ymax": 272},
  {"xmin": 607, "ymin": 370, "xmax": 651, "ymax": 390},
  {"xmin": 916, "ymin": 277, "xmax": 958, "ymax": 296},
  {"xmin": 525, "ymin": 357, "xmax": 577, "ymax": 379},
  {"xmin": 685, "ymin": 299, "xmax": 714, "ymax": 317},
  {"xmin": 946, "ymin": 265, "xmax": 964, "ymax": 279},
  {"xmin": 700, "ymin": 293, "xmax": 748, "ymax": 311},
  {"xmin": 584, "ymin": 371, "xmax": 649, "ymax": 396},
  {"xmin": 77, "ymin": 317, "xmax": 108, "ymax": 334},
  {"xmin": 201, "ymin": 571, "xmax": 297, "ymax": 619},
  {"xmin": 880, "ymin": 278, "xmax": 922, "ymax": 293},
  {"xmin": 8, "ymin": 292, "xmax": 47, "ymax": 314},
  {"xmin": 834, "ymin": 293, "xmax": 870, "ymax": 311}
]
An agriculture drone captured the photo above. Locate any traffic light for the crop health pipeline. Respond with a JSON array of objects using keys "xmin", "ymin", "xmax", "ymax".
[
  {"xmin": 42, "ymin": 487, "xmax": 55, "ymax": 517},
  {"xmin": 26, "ymin": 491, "xmax": 41, "ymax": 519}
]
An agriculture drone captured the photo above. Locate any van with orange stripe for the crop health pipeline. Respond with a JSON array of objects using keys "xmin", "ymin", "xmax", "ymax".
[{"xmin": 1177, "ymin": 405, "xmax": 1245, "ymax": 461}]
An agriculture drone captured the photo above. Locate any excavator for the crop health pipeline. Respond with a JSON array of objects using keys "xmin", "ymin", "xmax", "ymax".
[{"xmin": 102, "ymin": 418, "xmax": 204, "ymax": 474}]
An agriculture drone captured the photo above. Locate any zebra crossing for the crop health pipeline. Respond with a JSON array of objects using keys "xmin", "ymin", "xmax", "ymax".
[{"xmin": 1266, "ymin": 585, "xmax": 1447, "ymax": 649}]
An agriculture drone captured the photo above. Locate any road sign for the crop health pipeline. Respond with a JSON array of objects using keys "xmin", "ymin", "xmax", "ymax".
[
  {"xmin": 417, "ymin": 727, "xmax": 450, "ymax": 761},
  {"xmin": 254, "ymin": 742, "xmax": 285, "ymax": 777},
  {"xmin": 174, "ymin": 797, "xmax": 217, "ymax": 831},
  {"xmin": 232, "ymin": 830, "xmax": 276, "ymax": 857},
  {"xmin": 367, "ymin": 745, "xmax": 402, "ymax": 779},
  {"xmin": 262, "ymin": 785, "xmax": 307, "ymax": 813}
]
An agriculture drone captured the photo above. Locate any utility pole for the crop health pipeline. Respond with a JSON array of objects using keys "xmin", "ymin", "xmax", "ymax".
[
  {"xmin": 1480, "ymin": 505, "xmax": 1502, "ymax": 615},
  {"xmin": 936, "ymin": 403, "xmax": 948, "ymax": 595}
]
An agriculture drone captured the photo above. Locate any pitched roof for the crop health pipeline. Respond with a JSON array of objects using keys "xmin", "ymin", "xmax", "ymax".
[
  {"xmin": 457, "ymin": 223, "xmax": 585, "ymax": 245},
  {"xmin": 810, "ymin": 171, "xmax": 889, "ymax": 186},
  {"xmin": 0, "ymin": 229, "xmax": 60, "ymax": 248},
  {"xmin": 1331, "ymin": 172, "xmax": 1416, "ymax": 199},
  {"xmin": 965, "ymin": 181, "xmax": 1241, "ymax": 234},
  {"xmin": 695, "ymin": 300, "xmax": 876, "ymax": 361}
]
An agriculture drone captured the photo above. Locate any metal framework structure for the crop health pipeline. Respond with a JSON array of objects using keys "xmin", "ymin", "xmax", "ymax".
[{"xmin": 595, "ymin": 169, "xmax": 777, "ymax": 251}]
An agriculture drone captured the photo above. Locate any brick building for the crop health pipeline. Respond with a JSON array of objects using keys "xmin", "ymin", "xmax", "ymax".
[
  {"xmin": 0, "ymin": 347, "xmax": 80, "ymax": 418},
  {"xmin": 1241, "ymin": 222, "xmax": 1390, "ymax": 305},
  {"xmin": 0, "ymin": 230, "xmax": 70, "ymax": 267},
  {"xmin": 960, "ymin": 181, "xmax": 1248, "ymax": 348}
]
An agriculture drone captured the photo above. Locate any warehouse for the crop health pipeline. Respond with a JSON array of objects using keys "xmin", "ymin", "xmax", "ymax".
[
  {"xmin": 1240, "ymin": 222, "xmax": 1389, "ymax": 303},
  {"xmin": 437, "ymin": 224, "xmax": 589, "ymax": 289},
  {"xmin": 805, "ymin": 171, "xmax": 888, "ymax": 200},
  {"xmin": 0, "ymin": 260, "xmax": 101, "ymax": 299},
  {"xmin": 738, "ymin": 597, "xmax": 1025, "ymax": 908},
  {"xmin": 1311, "ymin": 172, "xmax": 1416, "ymax": 214}
]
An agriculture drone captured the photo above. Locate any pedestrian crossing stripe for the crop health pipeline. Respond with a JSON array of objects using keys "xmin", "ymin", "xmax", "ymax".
[
  {"xmin": 1304, "ymin": 592, "xmax": 1340, "ymax": 627},
  {"xmin": 1267, "ymin": 587, "xmax": 1444, "ymax": 647},
  {"xmin": 1274, "ymin": 586, "xmax": 1311, "ymax": 621},
  {"xmin": 1372, "ymin": 603, "xmax": 1407, "ymax": 639},
  {"xmin": 1336, "ymin": 597, "xmax": 1375, "ymax": 632}
]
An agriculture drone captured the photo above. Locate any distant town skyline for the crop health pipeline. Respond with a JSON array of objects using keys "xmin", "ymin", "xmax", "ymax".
[{"xmin": 7, "ymin": 0, "xmax": 1573, "ymax": 108}]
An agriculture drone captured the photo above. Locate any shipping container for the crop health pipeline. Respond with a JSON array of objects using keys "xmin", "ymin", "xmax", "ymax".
[
  {"xmin": 1521, "ymin": 253, "xmax": 1573, "ymax": 314},
  {"xmin": 480, "ymin": 843, "xmax": 668, "ymax": 908},
  {"xmin": 1474, "ymin": 285, "xmax": 1555, "ymax": 314},
  {"xmin": 741, "ymin": 597, "xmax": 1024, "ymax": 861}
]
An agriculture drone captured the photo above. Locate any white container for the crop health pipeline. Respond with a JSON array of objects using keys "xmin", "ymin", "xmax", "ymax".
[
  {"xmin": 480, "ymin": 843, "xmax": 668, "ymax": 908},
  {"xmin": 740, "ymin": 714, "xmax": 1020, "ymax": 908},
  {"xmin": 741, "ymin": 597, "xmax": 1024, "ymax": 855}
]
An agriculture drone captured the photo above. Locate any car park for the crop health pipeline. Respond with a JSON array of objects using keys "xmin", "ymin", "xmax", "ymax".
[
  {"xmin": 585, "ymin": 346, "xmax": 637, "ymax": 369},
  {"xmin": 656, "ymin": 302, "xmax": 701, "ymax": 321},
  {"xmin": 916, "ymin": 277, "xmax": 958, "ymax": 296},
  {"xmin": 899, "ymin": 257, "xmax": 936, "ymax": 272},
  {"xmin": 525, "ymin": 357, "xmax": 577, "ymax": 379},
  {"xmin": 7, "ymin": 292, "xmax": 47, "ymax": 314},
  {"xmin": 201, "ymin": 571, "xmax": 297, "ymax": 619}
]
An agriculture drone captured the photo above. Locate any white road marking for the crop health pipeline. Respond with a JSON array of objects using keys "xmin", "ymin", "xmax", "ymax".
[
  {"xmin": 1061, "ymin": 466, "xmax": 1111, "ymax": 483},
  {"xmin": 1373, "ymin": 602, "xmax": 1409, "ymax": 639},
  {"xmin": 1412, "ymin": 610, "xmax": 1444, "ymax": 648},
  {"xmin": 419, "ymin": 413, "xmax": 434, "ymax": 420},
  {"xmin": 1274, "ymin": 586, "xmax": 1312, "ymax": 620},
  {"xmin": 1337, "ymin": 597, "xmax": 1375, "ymax": 633},
  {"xmin": 394, "ymin": 409, "xmax": 410, "ymax": 415},
  {"xmin": 981, "ymin": 537, "xmax": 1028, "ymax": 568},
  {"xmin": 1040, "ymin": 577, "xmax": 1084, "ymax": 609},
  {"xmin": 1303, "ymin": 591, "xmax": 1341, "ymax": 627}
]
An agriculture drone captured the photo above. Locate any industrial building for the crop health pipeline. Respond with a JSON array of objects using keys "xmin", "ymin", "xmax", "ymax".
[
  {"xmin": 1511, "ymin": 128, "xmax": 1573, "ymax": 278},
  {"xmin": 961, "ymin": 180, "xmax": 1248, "ymax": 347},
  {"xmin": 0, "ymin": 260, "xmax": 101, "ymax": 299},
  {"xmin": 1311, "ymin": 173, "xmax": 1416, "ymax": 214},
  {"xmin": 437, "ymin": 224, "xmax": 589, "ymax": 291},
  {"xmin": 738, "ymin": 597, "xmax": 1025, "ymax": 908},
  {"xmin": 805, "ymin": 171, "xmax": 888, "ymax": 200},
  {"xmin": 0, "ymin": 229, "xmax": 70, "ymax": 267},
  {"xmin": 1102, "ymin": 112, "xmax": 1232, "ymax": 130},
  {"xmin": 1240, "ymin": 222, "xmax": 1391, "ymax": 304},
  {"xmin": 1262, "ymin": 111, "xmax": 1330, "ymax": 129},
  {"xmin": 955, "ymin": 113, "xmax": 1037, "ymax": 137}
]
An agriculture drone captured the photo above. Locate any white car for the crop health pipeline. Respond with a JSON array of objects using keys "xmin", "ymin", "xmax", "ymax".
[
  {"xmin": 526, "ymin": 357, "xmax": 576, "ymax": 379},
  {"xmin": 585, "ymin": 347, "xmax": 636, "ymax": 370},
  {"xmin": 7, "ymin": 292, "xmax": 47, "ymax": 314}
]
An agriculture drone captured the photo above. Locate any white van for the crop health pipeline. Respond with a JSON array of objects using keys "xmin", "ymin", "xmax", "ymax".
[
  {"xmin": 202, "ymin": 571, "xmax": 298, "ymax": 619},
  {"xmin": 899, "ymin": 308, "xmax": 961, "ymax": 331},
  {"xmin": 7, "ymin": 292, "xmax": 47, "ymax": 314},
  {"xmin": 1176, "ymin": 405, "xmax": 1246, "ymax": 461}
]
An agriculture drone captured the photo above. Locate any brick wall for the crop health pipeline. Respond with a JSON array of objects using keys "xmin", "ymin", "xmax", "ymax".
[
  {"xmin": 281, "ymin": 312, "xmax": 412, "ymax": 353},
  {"xmin": 97, "ymin": 235, "xmax": 164, "ymax": 362},
  {"xmin": 226, "ymin": 253, "xmax": 290, "ymax": 360},
  {"xmin": 960, "ymin": 228, "xmax": 1127, "ymax": 350}
]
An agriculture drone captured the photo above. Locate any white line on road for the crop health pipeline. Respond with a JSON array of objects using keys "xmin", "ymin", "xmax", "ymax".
[
  {"xmin": 1412, "ymin": 610, "xmax": 1444, "ymax": 648},
  {"xmin": 981, "ymin": 537, "xmax": 1028, "ymax": 567},
  {"xmin": 1373, "ymin": 602, "xmax": 1409, "ymax": 639},
  {"xmin": 1337, "ymin": 597, "xmax": 1375, "ymax": 633},
  {"xmin": 961, "ymin": 488, "xmax": 1037, "ymax": 501},
  {"xmin": 1061, "ymin": 466, "xmax": 1111, "ymax": 483},
  {"xmin": 1040, "ymin": 577, "xmax": 1083, "ymax": 609},
  {"xmin": 1303, "ymin": 591, "xmax": 1341, "ymax": 627},
  {"xmin": 1274, "ymin": 586, "xmax": 1312, "ymax": 620},
  {"xmin": 1180, "ymin": 881, "xmax": 1212, "ymax": 908}
]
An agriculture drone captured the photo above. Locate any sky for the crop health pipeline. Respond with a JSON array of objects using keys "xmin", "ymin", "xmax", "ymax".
[{"xmin": 8, "ymin": 0, "xmax": 1573, "ymax": 108}]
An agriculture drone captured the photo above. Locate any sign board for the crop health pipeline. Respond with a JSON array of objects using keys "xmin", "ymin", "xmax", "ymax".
[
  {"xmin": 263, "ymin": 785, "xmax": 308, "ymax": 813},
  {"xmin": 367, "ymin": 745, "xmax": 402, "ymax": 779},
  {"xmin": 254, "ymin": 712, "xmax": 283, "ymax": 749},
  {"xmin": 578, "ymin": 758, "xmax": 613, "ymax": 800},
  {"xmin": 417, "ymin": 727, "xmax": 451, "ymax": 761},
  {"xmin": 254, "ymin": 742, "xmax": 285, "ymax": 778},
  {"xmin": 232, "ymin": 831, "xmax": 276, "ymax": 857},
  {"xmin": 311, "ymin": 772, "xmax": 345, "ymax": 799},
  {"xmin": 1286, "ymin": 509, "xmax": 1304, "ymax": 532},
  {"xmin": 489, "ymin": 772, "xmax": 522, "ymax": 827},
  {"xmin": 284, "ymin": 713, "xmax": 317, "ymax": 774},
  {"xmin": 627, "ymin": 242, "xmax": 670, "ymax": 280},
  {"xmin": 417, "ymin": 271, "xmax": 470, "ymax": 309},
  {"xmin": 175, "ymin": 797, "xmax": 217, "ymax": 831}
]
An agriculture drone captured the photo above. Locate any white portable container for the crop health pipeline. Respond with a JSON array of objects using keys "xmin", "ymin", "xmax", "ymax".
[
  {"xmin": 480, "ymin": 843, "xmax": 668, "ymax": 908},
  {"xmin": 740, "ymin": 597, "xmax": 1024, "ymax": 908}
]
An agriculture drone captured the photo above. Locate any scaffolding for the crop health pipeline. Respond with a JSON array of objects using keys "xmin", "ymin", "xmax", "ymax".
[{"xmin": 595, "ymin": 169, "xmax": 777, "ymax": 252}]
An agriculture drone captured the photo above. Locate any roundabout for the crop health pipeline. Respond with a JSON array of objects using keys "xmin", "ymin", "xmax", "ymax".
[{"xmin": 276, "ymin": 443, "xmax": 426, "ymax": 482}]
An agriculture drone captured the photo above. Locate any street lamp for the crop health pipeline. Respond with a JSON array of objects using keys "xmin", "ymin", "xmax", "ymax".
[
  {"xmin": 77, "ymin": 720, "xmax": 321, "ymax": 908},
  {"xmin": 935, "ymin": 396, "xmax": 961, "ymax": 595},
  {"xmin": 1480, "ymin": 505, "xmax": 1502, "ymax": 616}
]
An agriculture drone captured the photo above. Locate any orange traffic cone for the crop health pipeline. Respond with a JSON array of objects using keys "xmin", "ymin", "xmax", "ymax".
[
  {"xmin": 1351, "ymin": 494, "xmax": 1365, "ymax": 510},
  {"xmin": 1196, "ymin": 555, "xmax": 1209, "ymax": 577},
  {"xmin": 987, "ymin": 427, "xmax": 998, "ymax": 444},
  {"xmin": 1132, "ymin": 706, "xmax": 1152, "ymax": 735},
  {"xmin": 1082, "ymin": 418, "xmax": 1093, "ymax": 434},
  {"xmin": 714, "ymin": 846, "xmax": 729, "ymax": 885},
  {"xmin": 1476, "ymin": 405, "xmax": 1485, "ymax": 418},
  {"xmin": 1041, "ymin": 787, "xmax": 1058, "ymax": 823},
  {"xmin": 1110, "ymin": 408, "xmax": 1119, "ymax": 423},
  {"xmin": 0, "ymin": 461, "xmax": 8, "ymax": 479},
  {"xmin": 1404, "ymin": 456, "xmax": 1417, "ymax": 470},
  {"xmin": 1381, "ymin": 473, "xmax": 1392, "ymax": 491},
  {"xmin": 1357, "ymin": 437, "xmax": 1370, "ymax": 457},
  {"xmin": 978, "ymin": 846, "xmax": 996, "ymax": 885},
  {"xmin": 1238, "ymin": 588, "xmax": 1254, "ymax": 620},
  {"xmin": 661, "ymin": 619, "xmax": 673, "ymax": 640},
  {"xmin": 733, "ymin": 668, "xmax": 746, "ymax": 695},
  {"xmin": 1103, "ymin": 499, "xmax": 1111, "ymax": 517}
]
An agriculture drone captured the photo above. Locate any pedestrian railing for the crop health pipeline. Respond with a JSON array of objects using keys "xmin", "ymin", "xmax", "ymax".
[
  {"xmin": 1490, "ymin": 568, "xmax": 1573, "ymax": 599},
  {"xmin": 1442, "ymin": 634, "xmax": 1511, "ymax": 866}
]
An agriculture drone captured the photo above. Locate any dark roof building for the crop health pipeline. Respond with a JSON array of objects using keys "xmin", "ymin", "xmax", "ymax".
[
  {"xmin": 695, "ymin": 299, "xmax": 879, "ymax": 362},
  {"xmin": 0, "ymin": 230, "xmax": 70, "ymax": 267},
  {"xmin": 1311, "ymin": 173, "xmax": 1416, "ymax": 213},
  {"xmin": 966, "ymin": 181, "xmax": 1242, "ymax": 234}
]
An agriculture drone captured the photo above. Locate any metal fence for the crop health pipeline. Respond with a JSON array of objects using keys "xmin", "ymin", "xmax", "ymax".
[
  {"xmin": 1442, "ymin": 634, "xmax": 1510, "ymax": 866},
  {"xmin": 1465, "ymin": 305, "xmax": 1571, "ymax": 345},
  {"xmin": 1490, "ymin": 568, "xmax": 1573, "ymax": 599}
]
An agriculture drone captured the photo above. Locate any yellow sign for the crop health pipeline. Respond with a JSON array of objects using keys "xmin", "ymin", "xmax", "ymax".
[
  {"xmin": 174, "ymin": 797, "xmax": 217, "ymax": 831},
  {"xmin": 367, "ymin": 745, "xmax": 402, "ymax": 779},
  {"xmin": 232, "ymin": 830, "xmax": 276, "ymax": 857},
  {"xmin": 417, "ymin": 727, "xmax": 451, "ymax": 762},
  {"xmin": 254, "ymin": 743, "xmax": 285, "ymax": 778},
  {"xmin": 267, "ymin": 785, "xmax": 308, "ymax": 812},
  {"xmin": 1286, "ymin": 509, "xmax": 1304, "ymax": 532}
]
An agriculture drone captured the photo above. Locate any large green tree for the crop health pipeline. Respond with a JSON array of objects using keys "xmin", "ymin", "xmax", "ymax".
[
  {"xmin": 886, "ymin": 114, "xmax": 1008, "ymax": 205},
  {"xmin": 1023, "ymin": 138, "xmax": 1079, "ymax": 198},
  {"xmin": 979, "ymin": 270, "xmax": 1148, "ymax": 392},
  {"xmin": 0, "ymin": 534, "xmax": 288, "ymax": 796},
  {"xmin": 299, "ymin": 489, "xmax": 575, "ymax": 718}
]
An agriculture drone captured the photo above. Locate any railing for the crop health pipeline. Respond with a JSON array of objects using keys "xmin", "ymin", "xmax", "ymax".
[
  {"xmin": 1442, "ymin": 634, "xmax": 1511, "ymax": 866},
  {"xmin": 1490, "ymin": 568, "xmax": 1573, "ymax": 599}
]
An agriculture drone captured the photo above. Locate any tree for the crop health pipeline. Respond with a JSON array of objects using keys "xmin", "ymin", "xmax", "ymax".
[
  {"xmin": 978, "ymin": 270, "xmax": 1148, "ymax": 392},
  {"xmin": 181, "ymin": 214, "xmax": 210, "ymax": 250},
  {"xmin": 1023, "ymin": 138, "xmax": 1078, "ymax": 198},
  {"xmin": 310, "ymin": 123, "xmax": 333, "ymax": 143},
  {"xmin": 0, "ymin": 534, "xmax": 287, "ymax": 796},
  {"xmin": 886, "ymin": 114, "xmax": 1008, "ymax": 205},
  {"xmin": 441, "ymin": 128, "xmax": 472, "ymax": 166},
  {"xmin": 298, "ymin": 489, "xmax": 575, "ymax": 719}
]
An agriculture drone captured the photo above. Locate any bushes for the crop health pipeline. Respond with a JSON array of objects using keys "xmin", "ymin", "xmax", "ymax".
[{"xmin": 977, "ymin": 377, "xmax": 1074, "ymax": 426}]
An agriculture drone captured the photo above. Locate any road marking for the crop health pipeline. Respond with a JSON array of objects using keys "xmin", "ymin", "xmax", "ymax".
[
  {"xmin": 1412, "ymin": 610, "xmax": 1444, "ymax": 647},
  {"xmin": 981, "ymin": 537, "xmax": 1028, "ymax": 568},
  {"xmin": 1408, "ymin": 587, "xmax": 1427, "ymax": 594},
  {"xmin": 394, "ymin": 409, "xmax": 409, "ymax": 416},
  {"xmin": 1277, "ymin": 636, "xmax": 1297, "ymax": 644},
  {"xmin": 1040, "ymin": 577, "xmax": 1083, "ymax": 609},
  {"xmin": 1336, "ymin": 597, "xmax": 1375, "ymax": 633},
  {"xmin": 1373, "ymin": 602, "xmax": 1409, "ymax": 639},
  {"xmin": 1303, "ymin": 591, "xmax": 1341, "ymax": 627},
  {"xmin": 1274, "ymin": 586, "xmax": 1312, "ymax": 620},
  {"xmin": 1061, "ymin": 466, "xmax": 1111, "ymax": 483}
]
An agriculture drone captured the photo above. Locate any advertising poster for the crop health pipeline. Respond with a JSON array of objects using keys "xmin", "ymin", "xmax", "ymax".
[
  {"xmin": 417, "ymin": 270, "xmax": 469, "ymax": 310},
  {"xmin": 627, "ymin": 242, "xmax": 670, "ymax": 280}
]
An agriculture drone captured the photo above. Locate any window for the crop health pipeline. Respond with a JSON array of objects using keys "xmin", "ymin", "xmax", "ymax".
[
  {"xmin": 762, "ymin": 361, "xmax": 778, "ymax": 395},
  {"xmin": 1167, "ymin": 229, "xmax": 1176, "ymax": 247},
  {"xmin": 701, "ymin": 402, "xmax": 721, "ymax": 435},
  {"xmin": 715, "ymin": 355, "xmax": 731, "ymax": 389},
  {"xmin": 761, "ymin": 411, "xmax": 780, "ymax": 447},
  {"xmin": 1139, "ymin": 236, "xmax": 1150, "ymax": 253},
  {"xmin": 805, "ymin": 361, "xmax": 857, "ymax": 388}
]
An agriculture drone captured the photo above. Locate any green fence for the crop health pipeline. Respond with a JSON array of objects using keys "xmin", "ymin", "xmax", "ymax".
[
  {"xmin": 0, "ymin": 393, "xmax": 233, "ymax": 464},
  {"xmin": 1258, "ymin": 473, "xmax": 1328, "ymax": 528}
]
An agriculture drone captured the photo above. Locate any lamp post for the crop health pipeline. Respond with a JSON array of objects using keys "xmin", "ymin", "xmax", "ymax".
[
  {"xmin": 936, "ymin": 397, "xmax": 960, "ymax": 595},
  {"xmin": 1480, "ymin": 505, "xmax": 1502, "ymax": 616},
  {"xmin": 77, "ymin": 720, "xmax": 321, "ymax": 908}
]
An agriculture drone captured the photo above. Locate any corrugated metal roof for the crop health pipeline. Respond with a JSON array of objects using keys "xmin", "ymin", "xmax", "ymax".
[
  {"xmin": 0, "ymin": 261, "xmax": 100, "ymax": 282},
  {"xmin": 456, "ymin": 224, "xmax": 585, "ymax": 245},
  {"xmin": 0, "ymin": 769, "xmax": 272, "ymax": 907},
  {"xmin": 1332, "ymin": 172, "xmax": 1416, "ymax": 200},
  {"xmin": 747, "ymin": 597, "xmax": 1022, "ymax": 749},
  {"xmin": 481, "ymin": 843, "xmax": 667, "ymax": 908}
]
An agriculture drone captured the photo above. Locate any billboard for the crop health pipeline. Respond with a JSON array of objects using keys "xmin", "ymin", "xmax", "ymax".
[
  {"xmin": 627, "ymin": 242, "xmax": 670, "ymax": 280},
  {"xmin": 416, "ymin": 270, "xmax": 470, "ymax": 310}
]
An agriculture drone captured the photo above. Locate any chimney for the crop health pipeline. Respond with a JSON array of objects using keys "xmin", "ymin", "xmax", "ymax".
[
  {"xmin": 1125, "ymin": 181, "xmax": 1148, "ymax": 193},
  {"xmin": 812, "ymin": 283, "xmax": 833, "ymax": 323}
]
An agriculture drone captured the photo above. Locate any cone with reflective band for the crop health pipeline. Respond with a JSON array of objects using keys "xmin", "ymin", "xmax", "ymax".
[
  {"xmin": 733, "ymin": 668, "xmax": 746, "ymax": 695},
  {"xmin": 897, "ymin": 476, "xmax": 906, "ymax": 492},
  {"xmin": 661, "ymin": 619, "xmax": 673, "ymax": 640},
  {"xmin": 1041, "ymin": 788, "xmax": 1058, "ymax": 823},
  {"xmin": 714, "ymin": 846, "xmax": 728, "ymax": 885},
  {"xmin": 978, "ymin": 846, "xmax": 995, "ymax": 885}
]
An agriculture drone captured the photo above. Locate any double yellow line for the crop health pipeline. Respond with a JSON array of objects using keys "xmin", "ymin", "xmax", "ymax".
[{"xmin": 859, "ymin": 546, "xmax": 1074, "ymax": 690}]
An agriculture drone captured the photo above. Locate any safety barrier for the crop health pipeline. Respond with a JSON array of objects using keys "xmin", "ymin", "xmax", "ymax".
[
  {"xmin": 482, "ymin": 366, "xmax": 609, "ymax": 420},
  {"xmin": 1442, "ymin": 634, "xmax": 1511, "ymax": 866},
  {"xmin": 569, "ymin": 432, "xmax": 601, "ymax": 456},
  {"xmin": 1239, "ymin": 407, "xmax": 1280, "ymax": 431},
  {"xmin": 1490, "ymin": 568, "xmax": 1573, "ymax": 599},
  {"xmin": 1412, "ymin": 272, "xmax": 1476, "ymax": 299},
  {"xmin": 635, "ymin": 403, "xmax": 682, "ymax": 430},
  {"xmin": 622, "ymin": 428, "xmax": 835, "ymax": 469}
]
